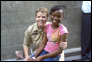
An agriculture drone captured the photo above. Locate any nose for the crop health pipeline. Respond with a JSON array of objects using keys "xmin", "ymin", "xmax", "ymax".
[
  {"xmin": 39, "ymin": 17, "xmax": 43, "ymax": 20},
  {"xmin": 54, "ymin": 16, "xmax": 58, "ymax": 20}
]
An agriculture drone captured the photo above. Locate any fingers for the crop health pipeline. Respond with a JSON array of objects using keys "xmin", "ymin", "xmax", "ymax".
[
  {"xmin": 60, "ymin": 42, "xmax": 67, "ymax": 45},
  {"xmin": 24, "ymin": 56, "xmax": 35, "ymax": 61},
  {"xmin": 61, "ymin": 44, "xmax": 67, "ymax": 49},
  {"xmin": 60, "ymin": 42, "xmax": 67, "ymax": 49},
  {"xmin": 27, "ymin": 57, "xmax": 34, "ymax": 61}
]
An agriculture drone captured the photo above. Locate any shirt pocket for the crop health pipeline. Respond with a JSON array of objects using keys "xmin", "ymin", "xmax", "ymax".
[
  {"xmin": 31, "ymin": 33, "xmax": 40, "ymax": 41},
  {"xmin": 31, "ymin": 33, "xmax": 42, "ymax": 48}
]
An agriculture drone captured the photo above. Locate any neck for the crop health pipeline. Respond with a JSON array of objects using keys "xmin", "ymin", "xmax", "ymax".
[
  {"xmin": 37, "ymin": 24, "xmax": 44, "ymax": 29},
  {"xmin": 51, "ymin": 24, "xmax": 60, "ymax": 30}
]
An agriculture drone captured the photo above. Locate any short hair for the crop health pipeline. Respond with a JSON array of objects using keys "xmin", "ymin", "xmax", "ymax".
[
  {"xmin": 50, "ymin": 5, "xmax": 65, "ymax": 15},
  {"xmin": 35, "ymin": 7, "xmax": 48, "ymax": 17}
]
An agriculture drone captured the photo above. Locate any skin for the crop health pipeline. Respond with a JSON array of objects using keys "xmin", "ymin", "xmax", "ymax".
[
  {"xmin": 23, "ymin": 10, "xmax": 67, "ymax": 61},
  {"xmin": 29, "ymin": 9, "xmax": 67, "ymax": 61},
  {"xmin": 36, "ymin": 12, "xmax": 48, "ymax": 29},
  {"xmin": 51, "ymin": 10, "xmax": 64, "ymax": 29}
]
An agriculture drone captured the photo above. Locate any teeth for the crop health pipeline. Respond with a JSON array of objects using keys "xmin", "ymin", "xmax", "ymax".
[
  {"xmin": 53, "ymin": 20, "xmax": 57, "ymax": 22},
  {"xmin": 39, "ymin": 21, "xmax": 44, "ymax": 25}
]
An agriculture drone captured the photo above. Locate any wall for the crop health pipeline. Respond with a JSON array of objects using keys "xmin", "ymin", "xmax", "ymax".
[{"xmin": 1, "ymin": 1, "xmax": 82, "ymax": 60}]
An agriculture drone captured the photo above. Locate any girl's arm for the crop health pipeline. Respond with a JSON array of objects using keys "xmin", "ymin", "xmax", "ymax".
[
  {"xmin": 34, "ymin": 32, "xmax": 48, "ymax": 58},
  {"xmin": 37, "ymin": 33, "xmax": 67, "ymax": 60}
]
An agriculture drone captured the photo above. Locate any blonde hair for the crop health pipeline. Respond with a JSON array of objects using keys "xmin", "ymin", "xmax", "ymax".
[{"xmin": 35, "ymin": 7, "xmax": 48, "ymax": 17}]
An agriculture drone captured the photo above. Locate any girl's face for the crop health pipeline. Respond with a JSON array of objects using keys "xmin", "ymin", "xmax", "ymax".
[
  {"xmin": 36, "ymin": 12, "xmax": 48, "ymax": 28},
  {"xmin": 50, "ymin": 10, "xmax": 63, "ymax": 26}
]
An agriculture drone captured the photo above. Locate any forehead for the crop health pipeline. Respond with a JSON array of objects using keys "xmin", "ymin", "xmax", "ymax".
[
  {"xmin": 51, "ymin": 10, "xmax": 63, "ymax": 15},
  {"xmin": 56, "ymin": 10, "xmax": 63, "ymax": 13},
  {"xmin": 36, "ymin": 12, "xmax": 47, "ymax": 16}
]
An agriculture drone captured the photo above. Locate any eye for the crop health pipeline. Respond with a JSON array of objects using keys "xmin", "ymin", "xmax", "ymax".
[
  {"xmin": 37, "ymin": 16, "xmax": 40, "ymax": 18},
  {"xmin": 42, "ymin": 16, "xmax": 46, "ymax": 18},
  {"xmin": 52, "ymin": 15, "xmax": 55, "ymax": 17}
]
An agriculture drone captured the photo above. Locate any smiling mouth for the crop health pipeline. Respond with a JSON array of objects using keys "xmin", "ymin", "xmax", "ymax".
[
  {"xmin": 38, "ymin": 21, "xmax": 45, "ymax": 25},
  {"xmin": 53, "ymin": 20, "xmax": 58, "ymax": 23}
]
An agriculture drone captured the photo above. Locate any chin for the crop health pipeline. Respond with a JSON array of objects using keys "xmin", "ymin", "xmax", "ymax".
[
  {"xmin": 39, "ymin": 25, "xmax": 44, "ymax": 28},
  {"xmin": 52, "ymin": 22, "xmax": 58, "ymax": 25},
  {"xmin": 39, "ymin": 26, "xmax": 44, "ymax": 29}
]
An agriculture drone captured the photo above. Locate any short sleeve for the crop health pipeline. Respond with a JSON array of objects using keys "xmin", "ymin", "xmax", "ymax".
[
  {"xmin": 23, "ymin": 26, "xmax": 33, "ymax": 47},
  {"xmin": 60, "ymin": 25, "xmax": 69, "ymax": 36}
]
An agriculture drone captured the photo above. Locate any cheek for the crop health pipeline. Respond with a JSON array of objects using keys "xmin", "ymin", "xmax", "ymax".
[
  {"xmin": 36, "ymin": 18, "xmax": 39, "ymax": 21},
  {"xmin": 43, "ymin": 18, "xmax": 47, "ymax": 21},
  {"xmin": 59, "ymin": 18, "xmax": 62, "ymax": 22},
  {"xmin": 41, "ymin": 18, "xmax": 47, "ymax": 22},
  {"xmin": 50, "ymin": 16, "xmax": 53, "ymax": 20}
]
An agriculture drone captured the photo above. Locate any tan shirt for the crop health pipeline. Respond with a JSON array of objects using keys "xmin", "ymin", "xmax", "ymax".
[{"xmin": 23, "ymin": 22, "xmax": 43, "ymax": 49}]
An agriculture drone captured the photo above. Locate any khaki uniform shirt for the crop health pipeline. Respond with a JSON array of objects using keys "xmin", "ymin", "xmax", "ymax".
[
  {"xmin": 23, "ymin": 23, "xmax": 43, "ymax": 51},
  {"xmin": 23, "ymin": 22, "xmax": 64, "ymax": 61}
]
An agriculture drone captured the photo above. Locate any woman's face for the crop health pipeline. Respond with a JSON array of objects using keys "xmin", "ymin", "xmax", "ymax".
[
  {"xmin": 50, "ymin": 10, "xmax": 63, "ymax": 25},
  {"xmin": 36, "ymin": 12, "xmax": 48, "ymax": 28}
]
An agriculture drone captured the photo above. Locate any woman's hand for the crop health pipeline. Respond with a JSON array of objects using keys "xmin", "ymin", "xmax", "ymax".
[
  {"xmin": 24, "ymin": 56, "xmax": 30, "ymax": 61},
  {"xmin": 59, "ymin": 39, "xmax": 67, "ymax": 49},
  {"xmin": 35, "ymin": 56, "xmax": 44, "ymax": 61}
]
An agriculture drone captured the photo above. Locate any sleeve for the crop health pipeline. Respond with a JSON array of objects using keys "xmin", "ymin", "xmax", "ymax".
[
  {"xmin": 60, "ymin": 26, "xmax": 69, "ymax": 36},
  {"xmin": 23, "ymin": 26, "xmax": 32, "ymax": 47}
]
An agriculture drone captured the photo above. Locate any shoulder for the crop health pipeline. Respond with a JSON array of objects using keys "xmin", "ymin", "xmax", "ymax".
[
  {"xmin": 44, "ymin": 23, "xmax": 51, "ymax": 30},
  {"xmin": 59, "ymin": 24, "xmax": 68, "ymax": 33},
  {"xmin": 25, "ymin": 23, "xmax": 35, "ymax": 33},
  {"xmin": 44, "ymin": 22, "xmax": 51, "ymax": 32},
  {"xmin": 46, "ymin": 22, "xmax": 51, "ymax": 25},
  {"xmin": 60, "ymin": 24, "xmax": 69, "ymax": 35},
  {"xmin": 28, "ymin": 23, "xmax": 34, "ymax": 30},
  {"xmin": 45, "ymin": 22, "xmax": 51, "ymax": 27},
  {"xmin": 60, "ymin": 24, "xmax": 67, "ymax": 30}
]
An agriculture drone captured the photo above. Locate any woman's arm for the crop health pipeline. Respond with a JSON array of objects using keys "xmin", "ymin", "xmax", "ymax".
[
  {"xmin": 37, "ymin": 33, "xmax": 67, "ymax": 60},
  {"xmin": 34, "ymin": 32, "xmax": 48, "ymax": 58},
  {"xmin": 23, "ymin": 46, "xmax": 30, "ymax": 61}
]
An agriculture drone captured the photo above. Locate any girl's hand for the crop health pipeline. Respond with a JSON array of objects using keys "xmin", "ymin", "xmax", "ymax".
[{"xmin": 35, "ymin": 56, "xmax": 44, "ymax": 61}]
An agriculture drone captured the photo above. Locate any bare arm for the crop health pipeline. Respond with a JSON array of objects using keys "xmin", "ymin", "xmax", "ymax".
[
  {"xmin": 23, "ymin": 46, "xmax": 29, "ymax": 58},
  {"xmin": 34, "ymin": 32, "xmax": 48, "ymax": 58},
  {"xmin": 23, "ymin": 26, "xmax": 32, "ymax": 61}
]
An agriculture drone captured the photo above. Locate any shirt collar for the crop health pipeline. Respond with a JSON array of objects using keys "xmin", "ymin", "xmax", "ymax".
[
  {"xmin": 33, "ymin": 23, "xmax": 43, "ymax": 32},
  {"xmin": 32, "ymin": 23, "xmax": 38, "ymax": 32}
]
